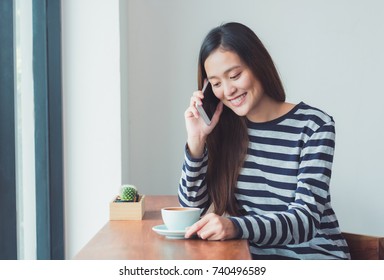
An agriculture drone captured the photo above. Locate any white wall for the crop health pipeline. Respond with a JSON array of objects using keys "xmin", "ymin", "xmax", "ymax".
[
  {"xmin": 62, "ymin": 0, "xmax": 122, "ymax": 259},
  {"xmin": 62, "ymin": 0, "xmax": 384, "ymax": 259},
  {"xmin": 123, "ymin": 0, "xmax": 384, "ymax": 237}
]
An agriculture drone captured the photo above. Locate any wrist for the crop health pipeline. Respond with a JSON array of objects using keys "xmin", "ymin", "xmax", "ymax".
[
  {"xmin": 187, "ymin": 137, "xmax": 206, "ymax": 158},
  {"xmin": 227, "ymin": 217, "xmax": 243, "ymax": 239}
]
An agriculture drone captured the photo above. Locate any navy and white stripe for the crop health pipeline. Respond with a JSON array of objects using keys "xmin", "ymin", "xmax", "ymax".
[{"xmin": 178, "ymin": 102, "xmax": 350, "ymax": 259}]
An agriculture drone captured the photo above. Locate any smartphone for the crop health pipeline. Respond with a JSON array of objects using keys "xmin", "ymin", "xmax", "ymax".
[{"xmin": 195, "ymin": 81, "xmax": 220, "ymax": 125}]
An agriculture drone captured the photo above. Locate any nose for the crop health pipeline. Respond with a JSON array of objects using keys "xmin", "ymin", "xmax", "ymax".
[{"xmin": 223, "ymin": 81, "xmax": 236, "ymax": 97}]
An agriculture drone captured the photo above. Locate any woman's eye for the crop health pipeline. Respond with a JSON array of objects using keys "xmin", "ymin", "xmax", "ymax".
[
  {"xmin": 230, "ymin": 73, "xmax": 240, "ymax": 80},
  {"xmin": 212, "ymin": 82, "xmax": 221, "ymax": 88}
]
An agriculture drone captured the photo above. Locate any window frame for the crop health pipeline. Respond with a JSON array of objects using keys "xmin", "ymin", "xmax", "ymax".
[
  {"xmin": 33, "ymin": 0, "xmax": 64, "ymax": 260},
  {"xmin": 0, "ymin": 0, "xmax": 64, "ymax": 260},
  {"xmin": 0, "ymin": 0, "xmax": 17, "ymax": 260}
]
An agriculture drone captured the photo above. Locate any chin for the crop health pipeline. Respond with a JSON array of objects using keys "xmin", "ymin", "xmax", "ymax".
[{"xmin": 231, "ymin": 107, "xmax": 248, "ymax": 117}]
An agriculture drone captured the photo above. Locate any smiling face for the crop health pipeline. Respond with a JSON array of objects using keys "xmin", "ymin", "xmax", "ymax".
[{"xmin": 204, "ymin": 48, "xmax": 270, "ymax": 120}]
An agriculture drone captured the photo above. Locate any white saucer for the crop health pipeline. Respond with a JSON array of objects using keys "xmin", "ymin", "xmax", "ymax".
[{"xmin": 152, "ymin": 224, "xmax": 186, "ymax": 239}]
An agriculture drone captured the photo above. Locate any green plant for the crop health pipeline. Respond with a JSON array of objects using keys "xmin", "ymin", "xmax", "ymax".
[{"xmin": 120, "ymin": 185, "xmax": 138, "ymax": 202}]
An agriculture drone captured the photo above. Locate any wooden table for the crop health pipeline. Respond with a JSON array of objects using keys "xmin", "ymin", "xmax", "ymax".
[{"xmin": 74, "ymin": 195, "xmax": 251, "ymax": 260}]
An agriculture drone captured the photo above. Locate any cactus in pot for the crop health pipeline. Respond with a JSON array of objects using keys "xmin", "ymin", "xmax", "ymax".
[{"xmin": 120, "ymin": 184, "xmax": 138, "ymax": 202}]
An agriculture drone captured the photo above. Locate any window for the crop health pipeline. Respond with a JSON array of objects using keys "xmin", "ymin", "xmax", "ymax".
[
  {"xmin": 0, "ymin": 0, "xmax": 64, "ymax": 260},
  {"xmin": 0, "ymin": 0, "xmax": 17, "ymax": 260},
  {"xmin": 15, "ymin": 0, "xmax": 37, "ymax": 260}
]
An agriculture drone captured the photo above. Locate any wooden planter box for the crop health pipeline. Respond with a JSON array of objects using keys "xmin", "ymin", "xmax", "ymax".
[{"xmin": 109, "ymin": 195, "xmax": 145, "ymax": 220}]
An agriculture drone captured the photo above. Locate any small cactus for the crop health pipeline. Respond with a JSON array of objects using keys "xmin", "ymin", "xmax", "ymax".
[{"xmin": 120, "ymin": 185, "xmax": 138, "ymax": 202}]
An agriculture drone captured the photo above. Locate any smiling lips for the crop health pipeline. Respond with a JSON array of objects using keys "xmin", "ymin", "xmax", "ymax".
[{"xmin": 229, "ymin": 93, "xmax": 247, "ymax": 106}]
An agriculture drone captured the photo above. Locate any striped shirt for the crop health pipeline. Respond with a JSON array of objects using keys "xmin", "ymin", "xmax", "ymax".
[{"xmin": 178, "ymin": 102, "xmax": 350, "ymax": 259}]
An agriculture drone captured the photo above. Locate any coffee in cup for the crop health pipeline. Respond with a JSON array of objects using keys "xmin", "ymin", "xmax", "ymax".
[{"xmin": 161, "ymin": 207, "xmax": 201, "ymax": 231}]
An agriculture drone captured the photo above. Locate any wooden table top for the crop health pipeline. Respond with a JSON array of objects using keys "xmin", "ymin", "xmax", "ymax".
[{"xmin": 74, "ymin": 195, "xmax": 251, "ymax": 260}]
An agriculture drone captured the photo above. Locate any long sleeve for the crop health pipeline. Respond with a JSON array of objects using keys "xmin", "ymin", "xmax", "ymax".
[
  {"xmin": 178, "ymin": 145, "xmax": 210, "ymax": 211},
  {"xmin": 229, "ymin": 120, "xmax": 336, "ymax": 246}
]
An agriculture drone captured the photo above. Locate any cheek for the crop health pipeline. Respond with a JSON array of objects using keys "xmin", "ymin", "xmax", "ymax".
[{"xmin": 239, "ymin": 73, "xmax": 254, "ymax": 89}]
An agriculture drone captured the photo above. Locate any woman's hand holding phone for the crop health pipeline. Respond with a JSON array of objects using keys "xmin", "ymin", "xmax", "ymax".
[{"xmin": 184, "ymin": 81, "xmax": 223, "ymax": 158}]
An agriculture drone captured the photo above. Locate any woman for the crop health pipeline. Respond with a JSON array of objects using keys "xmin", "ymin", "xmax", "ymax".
[{"xmin": 178, "ymin": 22, "xmax": 350, "ymax": 259}]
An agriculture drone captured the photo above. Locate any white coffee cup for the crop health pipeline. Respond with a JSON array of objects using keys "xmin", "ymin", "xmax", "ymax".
[{"xmin": 161, "ymin": 207, "xmax": 201, "ymax": 231}]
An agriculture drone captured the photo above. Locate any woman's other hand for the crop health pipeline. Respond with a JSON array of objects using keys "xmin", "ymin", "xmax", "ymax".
[{"xmin": 184, "ymin": 213, "xmax": 238, "ymax": 241}]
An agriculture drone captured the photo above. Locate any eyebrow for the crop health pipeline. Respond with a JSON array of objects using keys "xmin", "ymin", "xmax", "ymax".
[{"xmin": 207, "ymin": 65, "xmax": 242, "ymax": 80}]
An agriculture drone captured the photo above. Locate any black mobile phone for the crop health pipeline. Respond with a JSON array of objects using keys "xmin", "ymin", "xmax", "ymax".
[{"xmin": 195, "ymin": 81, "xmax": 219, "ymax": 125}]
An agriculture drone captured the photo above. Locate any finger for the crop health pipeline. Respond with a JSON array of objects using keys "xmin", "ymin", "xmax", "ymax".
[
  {"xmin": 193, "ymin": 90, "xmax": 204, "ymax": 100},
  {"xmin": 184, "ymin": 222, "xmax": 203, "ymax": 238},
  {"xmin": 196, "ymin": 213, "xmax": 227, "ymax": 240},
  {"xmin": 196, "ymin": 222, "xmax": 222, "ymax": 240},
  {"xmin": 184, "ymin": 226, "xmax": 198, "ymax": 239},
  {"xmin": 190, "ymin": 92, "xmax": 204, "ymax": 107},
  {"xmin": 197, "ymin": 229, "xmax": 213, "ymax": 240},
  {"xmin": 185, "ymin": 106, "xmax": 200, "ymax": 119},
  {"xmin": 184, "ymin": 218, "xmax": 209, "ymax": 238}
]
